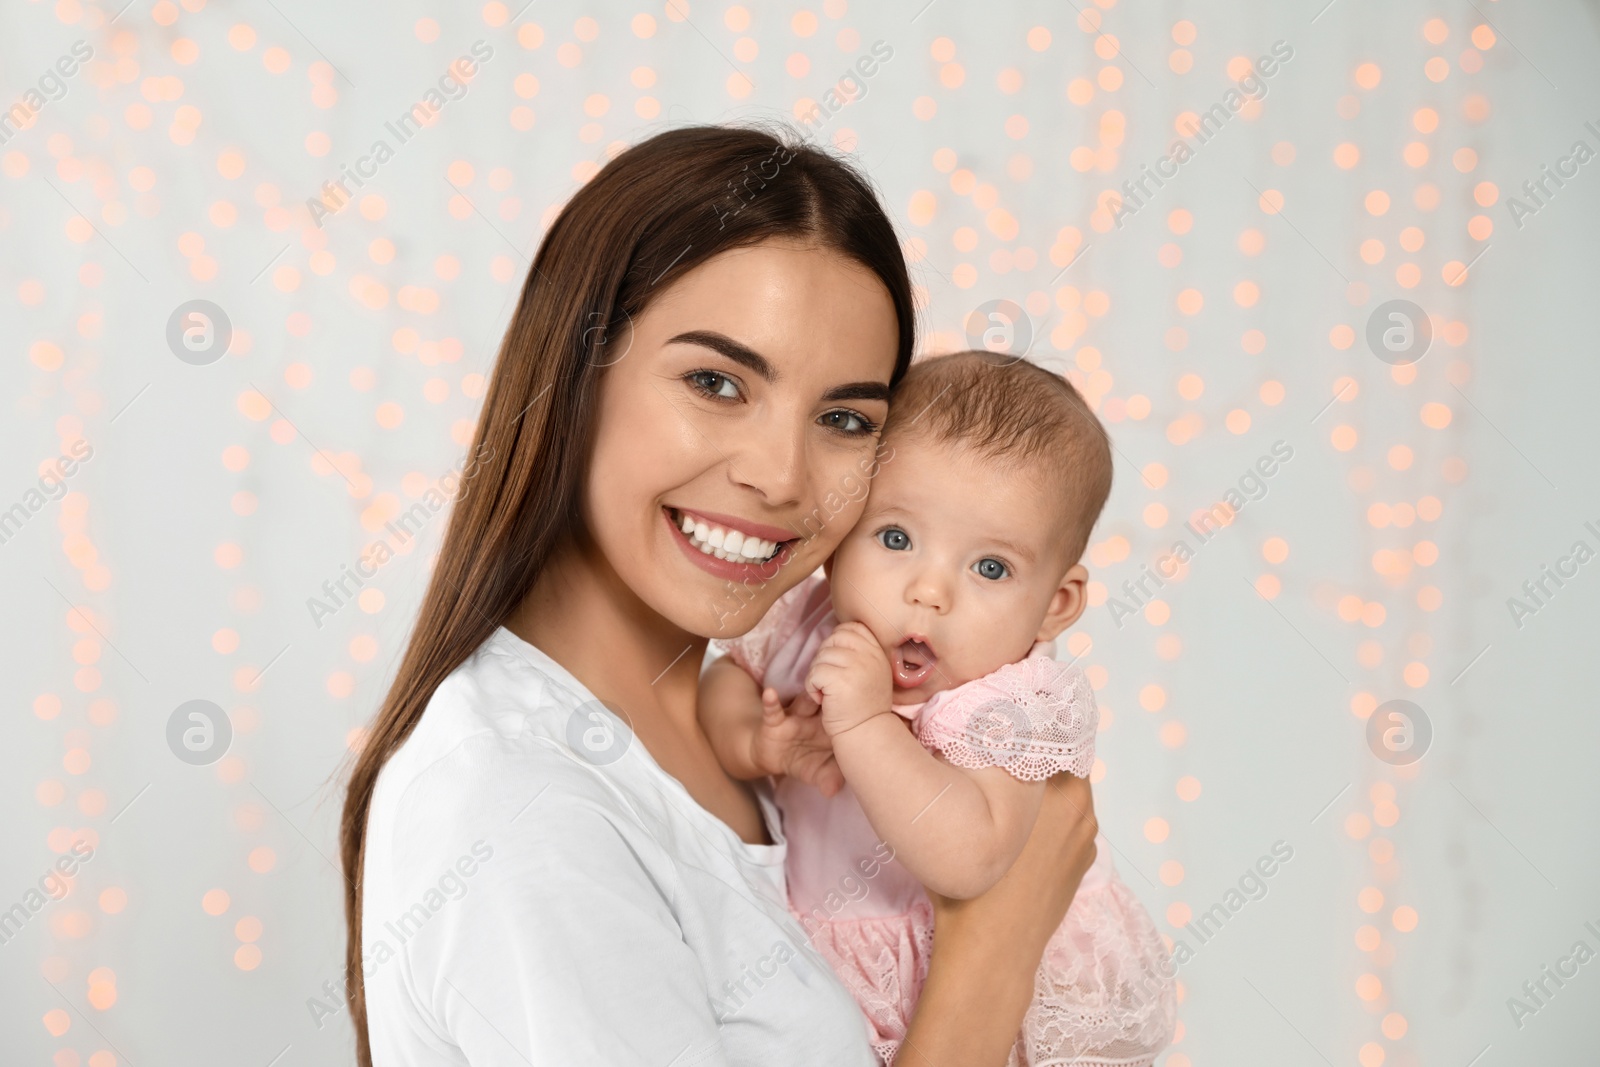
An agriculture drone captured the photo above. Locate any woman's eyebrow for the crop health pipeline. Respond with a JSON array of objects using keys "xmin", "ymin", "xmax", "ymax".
[
  {"xmin": 667, "ymin": 330, "xmax": 890, "ymax": 403},
  {"xmin": 669, "ymin": 330, "xmax": 775, "ymax": 379},
  {"xmin": 823, "ymin": 380, "xmax": 891, "ymax": 403}
]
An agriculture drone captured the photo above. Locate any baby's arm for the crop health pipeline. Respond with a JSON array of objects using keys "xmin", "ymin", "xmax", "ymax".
[
  {"xmin": 806, "ymin": 622, "xmax": 1045, "ymax": 899},
  {"xmin": 697, "ymin": 655, "xmax": 845, "ymax": 795},
  {"xmin": 839, "ymin": 715, "xmax": 1044, "ymax": 899}
]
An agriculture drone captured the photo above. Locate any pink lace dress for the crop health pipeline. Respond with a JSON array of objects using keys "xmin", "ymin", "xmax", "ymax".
[{"xmin": 712, "ymin": 572, "xmax": 1177, "ymax": 1067}]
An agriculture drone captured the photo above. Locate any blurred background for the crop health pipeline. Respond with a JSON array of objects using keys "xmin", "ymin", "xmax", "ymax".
[{"xmin": 5, "ymin": 0, "xmax": 1599, "ymax": 1063}]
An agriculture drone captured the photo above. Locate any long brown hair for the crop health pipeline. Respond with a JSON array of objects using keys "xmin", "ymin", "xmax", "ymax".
[{"xmin": 337, "ymin": 123, "xmax": 915, "ymax": 1064}]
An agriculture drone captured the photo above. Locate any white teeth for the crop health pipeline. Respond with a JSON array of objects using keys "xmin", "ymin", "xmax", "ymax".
[{"xmin": 674, "ymin": 509, "xmax": 782, "ymax": 563}]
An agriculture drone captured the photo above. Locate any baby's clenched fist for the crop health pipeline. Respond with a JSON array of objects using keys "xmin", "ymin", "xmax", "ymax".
[{"xmin": 805, "ymin": 621, "xmax": 894, "ymax": 736}]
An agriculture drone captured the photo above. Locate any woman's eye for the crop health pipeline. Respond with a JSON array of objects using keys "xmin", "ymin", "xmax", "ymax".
[
  {"xmin": 819, "ymin": 409, "xmax": 878, "ymax": 436},
  {"xmin": 687, "ymin": 370, "xmax": 740, "ymax": 400},
  {"xmin": 975, "ymin": 558, "xmax": 1008, "ymax": 580},
  {"xmin": 878, "ymin": 528, "xmax": 910, "ymax": 551}
]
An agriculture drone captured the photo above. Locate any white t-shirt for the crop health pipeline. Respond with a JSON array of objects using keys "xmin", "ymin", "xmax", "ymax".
[{"xmin": 362, "ymin": 625, "xmax": 879, "ymax": 1066}]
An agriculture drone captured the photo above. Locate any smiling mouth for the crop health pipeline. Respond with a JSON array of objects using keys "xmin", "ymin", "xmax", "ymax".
[
  {"xmin": 892, "ymin": 635, "xmax": 938, "ymax": 689},
  {"xmin": 666, "ymin": 507, "xmax": 793, "ymax": 564}
]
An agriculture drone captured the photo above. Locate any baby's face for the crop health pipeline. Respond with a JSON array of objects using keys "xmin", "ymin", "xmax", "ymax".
[{"xmin": 827, "ymin": 433, "xmax": 1075, "ymax": 705}]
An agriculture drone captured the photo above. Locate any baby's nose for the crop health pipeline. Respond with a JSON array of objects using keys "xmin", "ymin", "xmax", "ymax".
[{"xmin": 906, "ymin": 571, "xmax": 950, "ymax": 611}]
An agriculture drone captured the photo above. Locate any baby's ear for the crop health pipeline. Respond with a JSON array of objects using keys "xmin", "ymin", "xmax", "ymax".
[{"xmin": 1036, "ymin": 562, "xmax": 1089, "ymax": 643}]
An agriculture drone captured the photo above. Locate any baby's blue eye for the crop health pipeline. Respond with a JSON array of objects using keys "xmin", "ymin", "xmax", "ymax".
[
  {"xmin": 878, "ymin": 528, "xmax": 910, "ymax": 551},
  {"xmin": 975, "ymin": 558, "xmax": 1008, "ymax": 580}
]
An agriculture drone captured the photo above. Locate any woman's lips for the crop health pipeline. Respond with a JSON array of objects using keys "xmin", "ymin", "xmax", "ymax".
[
  {"xmin": 669, "ymin": 506, "xmax": 796, "ymax": 546},
  {"xmin": 892, "ymin": 636, "xmax": 938, "ymax": 689},
  {"xmin": 663, "ymin": 506, "xmax": 797, "ymax": 582}
]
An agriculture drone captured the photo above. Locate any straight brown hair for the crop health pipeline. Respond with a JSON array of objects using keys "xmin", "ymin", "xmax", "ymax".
[{"xmin": 337, "ymin": 123, "xmax": 915, "ymax": 1064}]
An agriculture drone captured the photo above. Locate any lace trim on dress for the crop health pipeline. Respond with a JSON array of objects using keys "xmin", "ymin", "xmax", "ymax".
[
  {"xmin": 1010, "ymin": 878, "xmax": 1177, "ymax": 1067},
  {"xmin": 915, "ymin": 657, "xmax": 1099, "ymax": 781},
  {"xmin": 794, "ymin": 899, "xmax": 935, "ymax": 1067}
]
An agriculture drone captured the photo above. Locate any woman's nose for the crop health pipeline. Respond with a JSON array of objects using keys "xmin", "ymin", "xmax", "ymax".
[{"xmin": 727, "ymin": 409, "xmax": 807, "ymax": 507}]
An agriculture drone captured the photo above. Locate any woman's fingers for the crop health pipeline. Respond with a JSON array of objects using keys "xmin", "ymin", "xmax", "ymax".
[
  {"xmin": 1034, "ymin": 773, "xmax": 1098, "ymax": 893},
  {"xmin": 790, "ymin": 747, "xmax": 844, "ymax": 797},
  {"xmin": 760, "ymin": 687, "xmax": 784, "ymax": 722},
  {"xmin": 927, "ymin": 773, "xmax": 1100, "ymax": 963},
  {"xmin": 817, "ymin": 757, "xmax": 844, "ymax": 797},
  {"xmin": 787, "ymin": 691, "xmax": 821, "ymax": 718}
]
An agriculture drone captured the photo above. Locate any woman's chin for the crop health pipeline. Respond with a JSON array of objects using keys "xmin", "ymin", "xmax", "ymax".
[{"xmin": 650, "ymin": 543, "xmax": 776, "ymax": 639}]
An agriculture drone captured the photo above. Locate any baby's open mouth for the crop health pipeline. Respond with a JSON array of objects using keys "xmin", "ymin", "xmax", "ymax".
[{"xmin": 892, "ymin": 635, "xmax": 938, "ymax": 689}]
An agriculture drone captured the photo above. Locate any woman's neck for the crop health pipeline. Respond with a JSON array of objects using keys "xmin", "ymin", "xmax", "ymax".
[
  {"xmin": 506, "ymin": 532, "xmax": 773, "ymax": 847},
  {"xmin": 506, "ymin": 533, "xmax": 709, "ymax": 735}
]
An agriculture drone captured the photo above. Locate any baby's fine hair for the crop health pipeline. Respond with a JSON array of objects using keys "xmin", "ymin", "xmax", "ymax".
[{"xmin": 880, "ymin": 349, "xmax": 1114, "ymax": 570}]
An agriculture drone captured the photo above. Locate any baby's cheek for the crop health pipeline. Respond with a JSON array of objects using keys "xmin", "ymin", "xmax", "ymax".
[
  {"xmin": 826, "ymin": 541, "xmax": 879, "ymax": 616},
  {"xmin": 958, "ymin": 621, "xmax": 1012, "ymax": 679}
]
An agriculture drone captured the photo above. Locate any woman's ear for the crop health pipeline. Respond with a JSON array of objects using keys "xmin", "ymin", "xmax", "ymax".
[{"xmin": 1035, "ymin": 562, "xmax": 1089, "ymax": 644}]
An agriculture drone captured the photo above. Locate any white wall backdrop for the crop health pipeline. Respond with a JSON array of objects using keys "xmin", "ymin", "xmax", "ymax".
[{"xmin": 4, "ymin": 0, "xmax": 1599, "ymax": 1064}]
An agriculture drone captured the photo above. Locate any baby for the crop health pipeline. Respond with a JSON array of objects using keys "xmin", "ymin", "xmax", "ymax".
[{"xmin": 699, "ymin": 350, "xmax": 1177, "ymax": 1066}]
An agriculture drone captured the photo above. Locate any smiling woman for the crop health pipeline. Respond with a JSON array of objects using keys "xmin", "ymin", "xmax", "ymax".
[
  {"xmin": 570, "ymin": 238, "xmax": 898, "ymax": 652},
  {"xmin": 338, "ymin": 124, "xmax": 1101, "ymax": 1067}
]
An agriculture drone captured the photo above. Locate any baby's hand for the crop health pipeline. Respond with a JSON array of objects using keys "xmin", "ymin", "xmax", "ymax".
[
  {"xmin": 805, "ymin": 622, "xmax": 894, "ymax": 736},
  {"xmin": 750, "ymin": 687, "xmax": 844, "ymax": 797}
]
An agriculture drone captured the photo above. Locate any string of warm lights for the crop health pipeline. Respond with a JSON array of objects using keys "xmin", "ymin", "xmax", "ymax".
[{"xmin": 16, "ymin": 1, "xmax": 1519, "ymax": 1062}]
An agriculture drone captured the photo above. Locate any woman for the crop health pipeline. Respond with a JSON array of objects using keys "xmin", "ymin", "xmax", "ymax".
[{"xmin": 339, "ymin": 124, "xmax": 1100, "ymax": 1066}]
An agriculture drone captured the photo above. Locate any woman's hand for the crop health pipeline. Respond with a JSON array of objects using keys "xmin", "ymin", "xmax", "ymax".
[
  {"xmin": 898, "ymin": 772, "xmax": 1099, "ymax": 1067},
  {"xmin": 748, "ymin": 687, "xmax": 844, "ymax": 797}
]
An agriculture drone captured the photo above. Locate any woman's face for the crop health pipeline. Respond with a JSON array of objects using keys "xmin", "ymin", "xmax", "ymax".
[{"xmin": 582, "ymin": 238, "xmax": 900, "ymax": 639}]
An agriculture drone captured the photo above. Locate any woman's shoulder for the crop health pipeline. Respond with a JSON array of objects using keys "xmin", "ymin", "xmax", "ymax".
[
  {"xmin": 383, "ymin": 628, "xmax": 577, "ymax": 762},
  {"xmin": 368, "ymin": 628, "xmax": 642, "ymax": 854}
]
